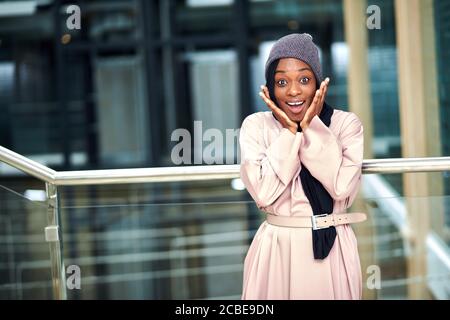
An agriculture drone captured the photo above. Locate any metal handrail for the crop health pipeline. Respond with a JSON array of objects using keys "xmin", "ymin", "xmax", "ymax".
[
  {"xmin": 1, "ymin": 145, "xmax": 450, "ymax": 186},
  {"xmin": 0, "ymin": 145, "xmax": 56, "ymax": 183}
]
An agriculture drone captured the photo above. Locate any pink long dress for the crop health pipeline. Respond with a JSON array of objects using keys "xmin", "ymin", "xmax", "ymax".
[{"xmin": 239, "ymin": 109, "xmax": 364, "ymax": 300}]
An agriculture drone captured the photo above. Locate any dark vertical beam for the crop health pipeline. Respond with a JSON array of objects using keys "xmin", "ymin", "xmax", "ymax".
[
  {"xmin": 80, "ymin": 0, "xmax": 99, "ymax": 169},
  {"xmin": 233, "ymin": 0, "xmax": 253, "ymax": 121},
  {"xmin": 53, "ymin": 0, "xmax": 70, "ymax": 169},
  {"xmin": 142, "ymin": 0, "xmax": 163, "ymax": 166},
  {"xmin": 0, "ymin": 41, "xmax": 12, "ymax": 148},
  {"xmin": 323, "ymin": 23, "xmax": 334, "ymax": 77},
  {"xmin": 85, "ymin": 48, "xmax": 99, "ymax": 168},
  {"xmin": 179, "ymin": 51, "xmax": 193, "ymax": 134},
  {"xmin": 140, "ymin": 0, "xmax": 163, "ymax": 299},
  {"xmin": 160, "ymin": 0, "xmax": 177, "ymax": 165}
]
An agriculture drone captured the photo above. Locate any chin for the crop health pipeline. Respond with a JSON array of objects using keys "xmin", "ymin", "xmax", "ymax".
[
  {"xmin": 293, "ymin": 117, "xmax": 304, "ymax": 124},
  {"xmin": 287, "ymin": 113, "xmax": 304, "ymax": 123}
]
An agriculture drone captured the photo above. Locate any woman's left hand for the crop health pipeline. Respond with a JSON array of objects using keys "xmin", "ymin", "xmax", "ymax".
[{"xmin": 300, "ymin": 77, "xmax": 330, "ymax": 131}]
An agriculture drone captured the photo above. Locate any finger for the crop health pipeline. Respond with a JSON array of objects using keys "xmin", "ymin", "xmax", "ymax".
[
  {"xmin": 259, "ymin": 88, "xmax": 293, "ymax": 124},
  {"xmin": 314, "ymin": 88, "xmax": 321, "ymax": 107},
  {"xmin": 319, "ymin": 81, "xmax": 327, "ymax": 100},
  {"xmin": 318, "ymin": 83, "xmax": 326, "ymax": 106},
  {"xmin": 319, "ymin": 79, "xmax": 325, "ymax": 90},
  {"xmin": 319, "ymin": 78, "xmax": 329, "ymax": 107},
  {"xmin": 316, "ymin": 89, "xmax": 325, "ymax": 115},
  {"xmin": 306, "ymin": 90, "xmax": 320, "ymax": 117},
  {"xmin": 321, "ymin": 77, "xmax": 329, "ymax": 94},
  {"xmin": 261, "ymin": 85, "xmax": 270, "ymax": 99},
  {"xmin": 259, "ymin": 91, "xmax": 278, "ymax": 112},
  {"xmin": 259, "ymin": 91, "xmax": 273, "ymax": 108},
  {"xmin": 302, "ymin": 89, "xmax": 320, "ymax": 125},
  {"xmin": 320, "ymin": 83, "xmax": 328, "ymax": 106},
  {"xmin": 262, "ymin": 86, "xmax": 279, "ymax": 112},
  {"xmin": 312, "ymin": 89, "xmax": 320, "ymax": 105},
  {"xmin": 259, "ymin": 86, "xmax": 282, "ymax": 114}
]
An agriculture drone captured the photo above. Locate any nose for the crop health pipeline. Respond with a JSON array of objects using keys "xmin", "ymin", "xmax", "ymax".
[{"xmin": 287, "ymin": 83, "xmax": 301, "ymax": 96}]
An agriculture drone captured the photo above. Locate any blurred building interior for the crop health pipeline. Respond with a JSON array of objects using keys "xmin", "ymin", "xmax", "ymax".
[{"xmin": 0, "ymin": 0, "xmax": 449, "ymax": 299}]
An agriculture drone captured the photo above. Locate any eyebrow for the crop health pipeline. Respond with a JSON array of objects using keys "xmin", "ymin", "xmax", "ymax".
[{"xmin": 275, "ymin": 68, "xmax": 312, "ymax": 74}]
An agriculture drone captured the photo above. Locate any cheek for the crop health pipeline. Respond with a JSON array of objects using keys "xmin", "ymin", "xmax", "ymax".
[
  {"xmin": 305, "ymin": 85, "xmax": 317, "ymax": 100},
  {"xmin": 274, "ymin": 87, "xmax": 283, "ymax": 100}
]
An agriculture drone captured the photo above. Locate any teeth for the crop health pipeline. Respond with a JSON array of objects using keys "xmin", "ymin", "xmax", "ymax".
[{"xmin": 287, "ymin": 101, "xmax": 304, "ymax": 106}]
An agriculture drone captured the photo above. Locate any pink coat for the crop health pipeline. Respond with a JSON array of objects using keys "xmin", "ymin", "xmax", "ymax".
[{"xmin": 239, "ymin": 109, "xmax": 364, "ymax": 299}]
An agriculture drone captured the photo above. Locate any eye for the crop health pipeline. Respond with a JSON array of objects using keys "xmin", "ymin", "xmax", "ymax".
[
  {"xmin": 276, "ymin": 79, "xmax": 287, "ymax": 86},
  {"xmin": 300, "ymin": 77, "xmax": 310, "ymax": 84}
]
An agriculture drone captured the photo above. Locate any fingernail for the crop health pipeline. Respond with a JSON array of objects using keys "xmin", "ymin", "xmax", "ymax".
[
  {"xmin": 259, "ymin": 92, "xmax": 263, "ymax": 96},
  {"xmin": 326, "ymin": 77, "xmax": 330, "ymax": 83},
  {"xmin": 260, "ymin": 85, "xmax": 264, "ymax": 89}
]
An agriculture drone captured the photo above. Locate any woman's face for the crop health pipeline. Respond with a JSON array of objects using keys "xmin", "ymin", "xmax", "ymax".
[{"xmin": 273, "ymin": 58, "xmax": 317, "ymax": 123}]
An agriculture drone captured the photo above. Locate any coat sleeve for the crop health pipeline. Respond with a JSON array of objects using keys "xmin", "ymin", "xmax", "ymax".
[
  {"xmin": 239, "ymin": 115, "xmax": 303, "ymax": 209},
  {"xmin": 299, "ymin": 112, "xmax": 364, "ymax": 201}
]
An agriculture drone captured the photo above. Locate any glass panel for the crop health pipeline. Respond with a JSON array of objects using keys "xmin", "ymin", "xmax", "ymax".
[
  {"xmin": 59, "ymin": 180, "xmax": 254, "ymax": 299},
  {"xmin": 350, "ymin": 194, "xmax": 450, "ymax": 299},
  {"xmin": 57, "ymin": 173, "xmax": 450, "ymax": 299},
  {"xmin": 360, "ymin": 172, "xmax": 450, "ymax": 299},
  {"xmin": 0, "ymin": 176, "xmax": 47, "ymax": 205},
  {"xmin": 0, "ymin": 183, "xmax": 51, "ymax": 299}
]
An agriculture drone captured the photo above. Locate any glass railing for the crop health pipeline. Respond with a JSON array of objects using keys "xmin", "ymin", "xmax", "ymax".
[
  {"xmin": 57, "ymin": 180, "xmax": 257, "ymax": 299},
  {"xmin": 1, "ymin": 145, "xmax": 450, "ymax": 299},
  {"xmin": 3, "ymin": 181, "xmax": 448, "ymax": 300},
  {"xmin": 59, "ymin": 195, "xmax": 254, "ymax": 298},
  {"xmin": 55, "ymin": 181, "xmax": 449, "ymax": 300},
  {"xmin": 0, "ymin": 183, "xmax": 52, "ymax": 299},
  {"xmin": 355, "ymin": 193, "xmax": 450, "ymax": 300}
]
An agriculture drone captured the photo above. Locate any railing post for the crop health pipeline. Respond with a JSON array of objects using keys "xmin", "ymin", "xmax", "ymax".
[{"xmin": 45, "ymin": 183, "xmax": 67, "ymax": 300}]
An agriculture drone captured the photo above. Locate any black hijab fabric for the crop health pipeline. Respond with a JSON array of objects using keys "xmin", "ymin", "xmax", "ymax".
[
  {"xmin": 297, "ymin": 103, "xmax": 336, "ymax": 260},
  {"xmin": 266, "ymin": 60, "xmax": 336, "ymax": 260}
]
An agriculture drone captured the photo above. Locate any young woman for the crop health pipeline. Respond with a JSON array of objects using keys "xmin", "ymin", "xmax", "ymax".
[{"xmin": 239, "ymin": 33, "xmax": 366, "ymax": 300}]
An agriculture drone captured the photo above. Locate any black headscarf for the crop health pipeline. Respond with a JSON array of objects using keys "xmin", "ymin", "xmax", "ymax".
[{"xmin": 267, "ymin": 59, "xmax": 336, "ymax": 260}]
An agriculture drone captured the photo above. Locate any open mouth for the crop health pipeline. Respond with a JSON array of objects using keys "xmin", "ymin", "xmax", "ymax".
[
  {"xmin": 286, "ymin": 101, "xmax": 305, "ymax": 106},
  {"xmin": 286, "ymin": 100, "xmax": 305, "ymax": 113}
]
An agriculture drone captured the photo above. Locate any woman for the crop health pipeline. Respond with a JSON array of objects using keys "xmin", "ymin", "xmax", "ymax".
[{"xmin": 239, "ymin": 33, "xmax": 366, "ymax": 300}]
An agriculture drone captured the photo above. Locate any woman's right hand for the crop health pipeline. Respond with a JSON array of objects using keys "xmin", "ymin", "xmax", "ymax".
[{"xmin": 259, "ymin": 85, "xmax": 298, "ymax": 134}]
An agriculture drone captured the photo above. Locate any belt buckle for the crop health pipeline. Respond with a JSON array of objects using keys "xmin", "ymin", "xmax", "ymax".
[{"xmin": 311, "ymin": 214, "xmax": 329, "ymax": 230}]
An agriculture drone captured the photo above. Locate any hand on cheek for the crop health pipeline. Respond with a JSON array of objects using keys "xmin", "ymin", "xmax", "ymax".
[{"xmin": 300, "ymin": 77, "xmax": 330, "ymax": 131}]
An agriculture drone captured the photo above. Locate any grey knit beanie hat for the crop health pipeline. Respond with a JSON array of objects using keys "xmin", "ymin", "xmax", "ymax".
[{"xmin": 265, "ymin": 33, "xmax": 322, "ymax": 83}]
